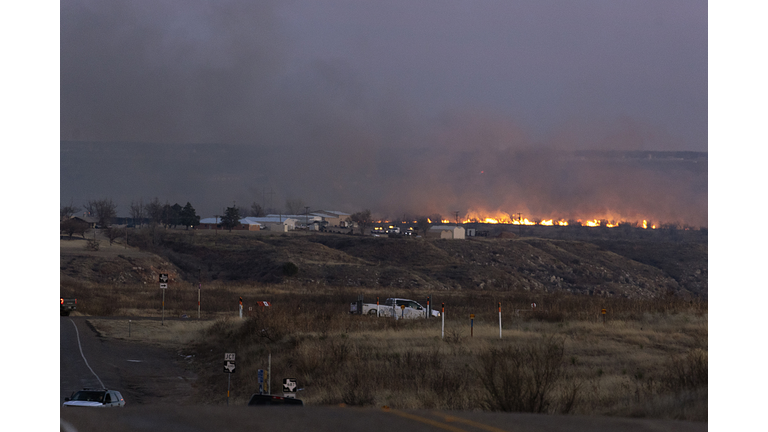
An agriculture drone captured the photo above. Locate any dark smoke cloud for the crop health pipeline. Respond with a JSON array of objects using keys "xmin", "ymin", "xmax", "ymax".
[{"xmin": 60, "ymin": 1, "xmax": 707, "ymax": 227}]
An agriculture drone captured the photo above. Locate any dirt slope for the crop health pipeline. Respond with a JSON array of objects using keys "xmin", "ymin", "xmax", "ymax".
[{"xmin": 60, "ymin": 229, "xmax": 706, "ymax": 300}]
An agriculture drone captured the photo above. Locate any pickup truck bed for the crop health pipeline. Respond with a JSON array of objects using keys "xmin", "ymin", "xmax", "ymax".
[{"xmin": 349, "ymin": 298, "xmax": 439, "ymax": 319}]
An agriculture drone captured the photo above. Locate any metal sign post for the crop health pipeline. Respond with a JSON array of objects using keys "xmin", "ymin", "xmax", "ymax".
[
  {"xmin": 159, "ymin": 274, "xmax": 168, "ymax": 326},
  {"xmin": 601, "ymin": 308, "xmax": 607, "ymax": 324},
  {"xmin": 224, "ymin": 353, "xmax": 236, "ymax": 406}
]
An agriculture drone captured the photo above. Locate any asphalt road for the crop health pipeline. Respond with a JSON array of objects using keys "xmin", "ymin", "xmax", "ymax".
[
  {"xmin": 60, "ymin": 316, "xmax": 707, "ymax": 432},
  {"xmin": 60, "ymin": 317, "xmax": 196, "ymax": 405}
]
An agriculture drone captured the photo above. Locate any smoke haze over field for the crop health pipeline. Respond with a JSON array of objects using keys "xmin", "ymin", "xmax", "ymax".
[{"xmin": 60, "ymin": 1, "xmax": 707, "ymax": 226}]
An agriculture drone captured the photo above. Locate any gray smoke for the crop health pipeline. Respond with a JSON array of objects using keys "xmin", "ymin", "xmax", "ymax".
[{"xmin": 60, "ymin": 1, "xmax": 707, "ymax": 227}]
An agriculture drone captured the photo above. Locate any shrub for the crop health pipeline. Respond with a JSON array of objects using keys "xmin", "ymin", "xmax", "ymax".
[
  {"xmin": 283, "ymin": 262, "xmax": 299, "ymax": 277},
  {"xmin": 476, "ymin": 337, "xmax": 573, "ymax": 413},
  {"xmin": 662, "ymin": 349, "xmax": 707, "ymax": 392}
]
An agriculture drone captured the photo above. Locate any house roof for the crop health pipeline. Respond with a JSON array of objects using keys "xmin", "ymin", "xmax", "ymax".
[{"xmin": 199, "ymin": 216, "xmax": 299, "ymax": 224}]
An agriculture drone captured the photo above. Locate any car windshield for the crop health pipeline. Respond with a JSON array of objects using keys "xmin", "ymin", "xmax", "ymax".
[{"xmin": 71, "ymin": 391, "xmax": 106, "ymax": 402}]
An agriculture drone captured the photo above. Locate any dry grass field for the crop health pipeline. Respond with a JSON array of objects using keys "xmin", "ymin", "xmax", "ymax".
[
  {"xmin": 64, "ymin": 229, "xmax": 706, "ymax": 421},
  {"xmin": 85, "ymin": 284, "xmax": 707, "ymax": 422}
]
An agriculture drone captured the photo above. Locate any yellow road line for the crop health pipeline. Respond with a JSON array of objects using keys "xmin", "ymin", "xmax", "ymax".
[
  {"xmin": 433, "ymin": 411, "xmax": 510, "ymax": 432},
  {"xmin": 383, "ymin": 408, "xmax": 469, "ymax": 432}
]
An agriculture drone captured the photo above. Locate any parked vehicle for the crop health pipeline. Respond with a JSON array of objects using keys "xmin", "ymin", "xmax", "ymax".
[
  {"xmin": 248, "ymin": 394, "xmax": 304, "ymax": 406},
  {"xmin": 63, "ymin": 388, "xmax": 125, "ymax": 408},
  {"xmin": 61, "ymin": 298, "xmax": 77, "ymax": 316},
  {"xmin": 350, "ymin": 298, "xmax": 439, "ymax": 319}
]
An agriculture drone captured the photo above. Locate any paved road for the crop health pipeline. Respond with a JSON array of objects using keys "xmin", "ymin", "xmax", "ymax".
[
  {"xmin": 61, "ymin": 405, "xmax": 707, "ymax": 432},
  {"xmin": 60, "ymin": 316, "xmax": 707, "ymax": 432},
  {"xmin": 60, "ymin": 317, "xmax": 196, "ymax": 405}
]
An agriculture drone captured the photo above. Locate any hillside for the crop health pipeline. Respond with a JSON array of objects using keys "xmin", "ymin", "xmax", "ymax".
[{"xmin": 61, "ymin": 229, "xmax": 707, "ymax": 300}]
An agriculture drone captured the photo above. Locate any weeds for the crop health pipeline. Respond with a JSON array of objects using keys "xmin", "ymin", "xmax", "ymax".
[{"xmin": 476, "ymin": 337, "xmax": 572, "ymax": 413}]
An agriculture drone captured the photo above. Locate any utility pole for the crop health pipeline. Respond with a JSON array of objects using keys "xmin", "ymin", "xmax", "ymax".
[
  {"xmin": 517, "ymin": 213, "xmax": 523, "ymax": 236},
  {"xmin": 305, "ymin": 206, "xmax": 310, "ymax": 232},
  {"xmin": 454, "ymin": 211, "xmax": 459, "ymax": 225}
]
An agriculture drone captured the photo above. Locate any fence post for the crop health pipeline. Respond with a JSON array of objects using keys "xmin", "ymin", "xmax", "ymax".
[
  {"xmin": 441, "ymin": 302, "xmax": 445, "ymax": 339},
  {"xmin": 498, "ymin": 302, "xmax": 502, "ymax": 339}
]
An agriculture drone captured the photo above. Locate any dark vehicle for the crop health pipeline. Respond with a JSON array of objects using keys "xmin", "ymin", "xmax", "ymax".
[
  {"xmin": 247, "ymin": 394, "xmax": 304, "ymax": 406},
  {"xmin": 63, "ymin": 388, "xmax": 125, "ymax": 408},
  {"xmin": 61, "ymin": 298, "xmax": 77, "ymax": 316}
]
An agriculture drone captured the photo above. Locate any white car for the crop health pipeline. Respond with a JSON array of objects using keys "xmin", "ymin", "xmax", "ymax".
[{"xmin": 63, "ymin": 389, "xmax": 125, "ymax": 408}]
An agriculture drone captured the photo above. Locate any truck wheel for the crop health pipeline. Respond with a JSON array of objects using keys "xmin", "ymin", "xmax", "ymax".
[{"xmin": 368, "ymin": 309, "xmax": 378, "ymax": 316}]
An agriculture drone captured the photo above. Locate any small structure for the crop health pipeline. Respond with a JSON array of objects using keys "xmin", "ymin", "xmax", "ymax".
[{"xmin": 428, "ymin": 225, "xmax": 466, "ymax": 240}]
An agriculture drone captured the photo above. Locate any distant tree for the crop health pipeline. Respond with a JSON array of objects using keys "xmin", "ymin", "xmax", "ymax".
[
  {"xmin": 285, "ymin": 198, "xmax": 306, "ymax": 215},
  {"xmin": 170, "ymin": 203, "xmax": 183, "ymax": 227},
  {"xmin": 350, "ymin": 209, "xmax": 373, "ymax": 235},
  {"xmin": 144, "ymin": 197, "xmax": 164, "ymax": 226},
  {"xmin": 416, "ymin": 216, "xmax": 433, "ymax": 237},
  {"xmin": 220, "ymin": 206, "xmax": 241, "ymax": 232},
  {"xmin": 250, "ymin": 202, "xmax": 266, "ymax": 217},
  {"xmin": 161, "ymin": 203, "xmax": 181, "ymax": 228},
  {"xmin": 129, "ymin": 198, "xmax": 145, "ymax": 227},
  {"xmin": 85, "ymin": 198, "xmax": 117, "ymax": 228},
  {"xmin": 106, "ymin": 226, "xmax": 124, "ymax": 245},
  {"xmin": 179, "ymin": 202, "xmax": 200, "ymax": 229},
  {"xmin": 60, "ymin": 218, "xmax": 88, "ymax": 239},
  {"xmin": 237, "ymin": 205, "xmax": 250, "ymax": 218},
  {"xmin": 60, "ymin": 202, "xmax": 79, "ymax": 221}
]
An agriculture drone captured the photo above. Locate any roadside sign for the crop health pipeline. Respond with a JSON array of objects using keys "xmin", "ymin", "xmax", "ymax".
[
  {"xmin": 159, "ymin": 274, "xmax": 169, "ymax": 283},
  {"xmin": 283, "ymin": 378, "xmax": 297, "ymax": 393},
  {"xmin": 225, "ymin": 353, "xmax": 236, "ymax": 361},
  {"xmin": 160, "ymin": 283, "xmax": 168, "ymax": 289},
  {"xmin": 601, "ymin": 309, "xmax": 607, "ymax": 315},
  {"xmin": 224, "ymin": 361, "xmax": 236, "ymax": 373},
  {"xmin": 258, "ymin": 369, "xmax": 265, "ymax": 394},
  {"xmin": 283, "ymin": 378, "xmax": 297, "ymax": 398}
]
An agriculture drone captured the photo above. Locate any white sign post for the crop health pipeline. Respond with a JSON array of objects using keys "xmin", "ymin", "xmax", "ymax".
[{"xmin": 498, "ymin": 302, "xmax": 502, "ymax": 339}]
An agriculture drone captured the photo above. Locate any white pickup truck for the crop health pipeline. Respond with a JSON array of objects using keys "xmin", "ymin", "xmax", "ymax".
[{"xmin": 349, "ymin": 298, "xmax": 440, "ymax": 319}]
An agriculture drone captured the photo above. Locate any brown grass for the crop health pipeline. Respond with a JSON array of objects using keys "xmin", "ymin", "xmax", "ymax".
[{"xmin": 74, "ymin": 281, "xmax": 707, "ymax": 421}]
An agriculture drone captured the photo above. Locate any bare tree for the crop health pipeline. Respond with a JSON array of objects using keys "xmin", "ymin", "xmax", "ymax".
[
  {"xmin": 144, "ymin": 197, "xmax": 164, "ymax": 226},
  {"xmin": 106, "ymin": 226, "xmax": 124, "ymax": 245},
  {"xmin": 60, "ymin": 201, "xmax": 79, "ymax": 221},
  {"xmin": 416, "ymin": 216, "xmax": 433, "ymax": 237},
  {"xmin": 285, "ymin": 198, "xmax": 306, "ymax": 215},
  {"xmin": 130, "ymin": 198, "xmax": 145, "ymax": 227},
  {"xmin": 85, "ymin": 198, "xmax": 117, "ymax": 228},
  {"xmin": 237, "ymin": 205, "xmax": 250, "ymax": 218},
  {"xmin": 350, "ymin": 209, "xmax": 373, "ymax": 235},
  {"xmin": 250, "ymin": 202, "xmax": 266, "ymax": 217},
  {"xmin": 60, "ymin": 218, "xmax": 89, "ymax": 239}
]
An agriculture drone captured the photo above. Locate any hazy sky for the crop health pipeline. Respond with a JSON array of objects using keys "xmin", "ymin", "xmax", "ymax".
[{"xmin": 59, "ymin": 0, "xmax": 708, "ymax": 224}]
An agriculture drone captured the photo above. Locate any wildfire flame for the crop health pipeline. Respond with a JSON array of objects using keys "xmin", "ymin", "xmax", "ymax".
[{"xmin": 371, "ymin": 212, "xmax": 671, "ymax": 230}]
